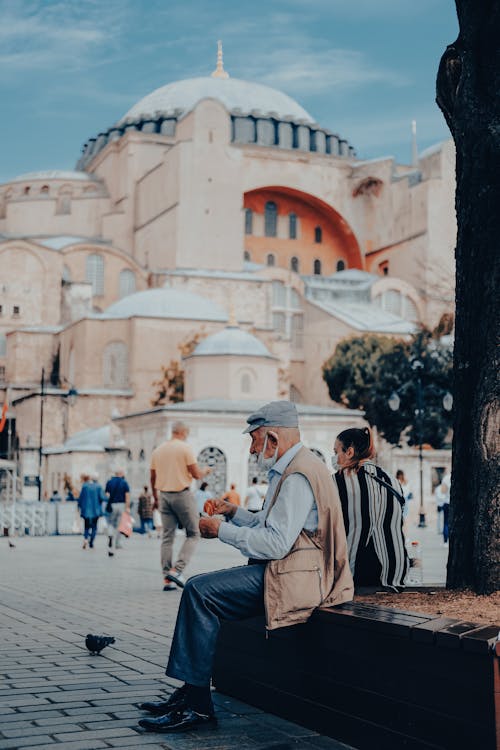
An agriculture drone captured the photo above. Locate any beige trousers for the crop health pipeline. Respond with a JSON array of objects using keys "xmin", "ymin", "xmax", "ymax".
[{"xmin": 159, "ymin": 489, "xmax": 200, "ymax": 576}]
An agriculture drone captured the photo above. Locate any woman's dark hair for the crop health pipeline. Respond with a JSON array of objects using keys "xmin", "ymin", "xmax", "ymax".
[
  {"xmin": 336, "ymin": 427, "xmax": 374, "ymax": 472},
  {"xmin": 200, "ymin": 482, "xmax": 208, "ymax": 491}
]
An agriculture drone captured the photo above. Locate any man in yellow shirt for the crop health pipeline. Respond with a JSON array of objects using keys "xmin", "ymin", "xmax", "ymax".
[{"xmin": 150, "ymin": 421, "xmax": 211, "ymax": 591}]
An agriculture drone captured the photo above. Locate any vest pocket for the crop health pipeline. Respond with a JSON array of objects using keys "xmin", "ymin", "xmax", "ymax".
[{"xmin": 274, "ymin": 547, "xmax": 323, "ymax": 617}]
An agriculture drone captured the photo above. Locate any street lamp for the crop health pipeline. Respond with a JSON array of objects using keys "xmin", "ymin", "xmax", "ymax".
[
  {"xmin": 388, "ymin": 359, "xmax": 452, "ymax": 529},
  {"xmin": 37, "ymin": 369, "xmax": 78, "ymax": 502}
]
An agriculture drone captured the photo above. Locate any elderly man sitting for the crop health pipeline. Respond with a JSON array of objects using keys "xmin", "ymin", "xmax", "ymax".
[{"xmin": 138, "ymin": 400, "xmax": 353, "ymax": 733}]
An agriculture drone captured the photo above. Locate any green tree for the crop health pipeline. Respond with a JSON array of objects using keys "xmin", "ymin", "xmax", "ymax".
[
  {"xmin": 322, "ymin": 330, "xmax": 453, "ymax": 448},
  {"xmin": 151, "ymin": 360, "xmax": 184, "ymax": 406}
]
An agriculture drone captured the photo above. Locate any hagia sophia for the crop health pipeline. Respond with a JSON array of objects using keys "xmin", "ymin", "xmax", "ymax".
[{"xmin": 0, "ymin": 44, "xmax": 455, "ymax": 499}]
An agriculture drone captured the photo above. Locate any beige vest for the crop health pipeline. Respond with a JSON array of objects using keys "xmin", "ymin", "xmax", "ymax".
[{"xmin": 264, "ymin": 446, "xmax": 354, "ymax": 630}]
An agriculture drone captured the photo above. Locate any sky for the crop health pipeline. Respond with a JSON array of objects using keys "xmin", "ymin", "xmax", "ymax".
[{"xmin": 0, "ymin": 0, "xmax": 459, "ymax": 183}]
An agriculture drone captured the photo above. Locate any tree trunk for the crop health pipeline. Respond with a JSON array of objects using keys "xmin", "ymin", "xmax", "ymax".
[{"xmin": 436, "ymin": 1, "xmax": 500, "ymax": 593}]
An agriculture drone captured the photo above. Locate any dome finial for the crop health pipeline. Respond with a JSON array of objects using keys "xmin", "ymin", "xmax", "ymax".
[{"xmin": 211, "ymin": 40, "xmax": 229, "ymax": 79}]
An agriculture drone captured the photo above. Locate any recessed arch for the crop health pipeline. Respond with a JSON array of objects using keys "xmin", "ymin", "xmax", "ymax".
[{"xmin": 243, "ymin": 186, "xmax": 363, "ymax": 272}]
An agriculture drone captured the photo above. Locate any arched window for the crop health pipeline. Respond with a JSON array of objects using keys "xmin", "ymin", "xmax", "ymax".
[
  {"xmin": 40, "ymin": 185, "xmax": 49, "ymax": 195},
  {"xmin": 23, "ymin": 186, "xmax": 31, "ymax": 196},
  {"xmin": 62, "ymin": 265, "xmax": 72, "ymax": 283},
  {"xmin": 0, "ymin": 195, "xmax": 5, "ymax": 219},
  {"xmin": 0, "ymin": 333, "xmax": 6, "ymax": 357},
  {"xmin": 119, "ymin": 269, "xmax": 136, "ymax": 298},
  {"xmin": 336, "ymin": 259, "xmax": 345, "ymax": 272},
  {"xmin": 266, "ymin": 253, "xmax": 275, "ymax": 267},
  {"xmin": 379, "ymin": 260, "xmax": 389, "ymax": 276},
  {"xmin": 139, "ymin": 449, "xmax": 145, "ymax": 461},
  {"xmin": 241, "ymin": 372, "xmax": 251, "ymax": 394},
  {"xmin": 313, "ymin": 259, "xmax": 322, "ymax": 275},
  {"xmin": 244, "ymin": 208, "xmax": 253, "ymax": 235},
  {"xmin": 56, "ymin": 187, "xmax": 72, "ymax": 215},
  {"xmin": 289, "ymin": 213, "xmax": 297, "ymax": 239},
  {"xmin": 264, "ymin": 201, "xmax": 277, "ymax": 237},
  {"xmin": 244, "ymin": 250, "xmax": 251, "ymax": 262},
  {"xmin": 86, "ymin": 253, "xmax": 104, "ymax": 296},
  {"xmin": 103, "ymin": 341, "xmax": 129, "ymax": 388},
  {"xmin": 197, "ymin": 447, "xmax": 227, "ymax": 496},
  {"xmin": 290, "ymin": 385, "xmax": 302, "ymax": 403},
  {"xmin": 314, "ymin": 226, "xmax": 322, "ymax": 243},
  {"xmin": 290, "ymin": 256, "xmax": 299, "ymax": 273}
]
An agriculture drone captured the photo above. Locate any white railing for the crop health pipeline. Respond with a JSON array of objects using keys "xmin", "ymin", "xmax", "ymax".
[{"xmin": 0, "ymin": 501, "xmax": 49, "ymax": 536}]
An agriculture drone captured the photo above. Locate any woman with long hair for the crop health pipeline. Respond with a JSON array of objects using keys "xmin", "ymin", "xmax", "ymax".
[{"xmin": 333, "ymin": 427, "xmax": 409, "ymax": 591}]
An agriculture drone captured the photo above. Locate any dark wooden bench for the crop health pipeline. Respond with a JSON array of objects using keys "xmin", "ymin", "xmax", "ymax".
[{"xmin": 213, "ymin": 601, "xmax": 499, "ymax": 750}]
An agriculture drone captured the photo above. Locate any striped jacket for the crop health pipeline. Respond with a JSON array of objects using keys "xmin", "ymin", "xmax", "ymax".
[{"xmin": 335, "ymin": 462, "xmax": 409, "ymax": 589}]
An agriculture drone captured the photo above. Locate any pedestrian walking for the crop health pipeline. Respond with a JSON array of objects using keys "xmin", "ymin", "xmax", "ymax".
[
  {"xmin": 333, "ymin": 427, "xmax": 409, "ymax": 591},
  {"xmin": 150, "ymin": 421, "xmax": 211, "ymax": 591},
  {"xmin": 244, "ymin": 476, "xmax": 265, "ymax": 512},
  {"xmin": 104, "ymin": 468, "xmax": 130, "ymax": 557},
  {"xmin": 78, "ymin": 473, "xmax": 104, "ymax": 549},
  {"xmin": 138, "ymin": 486, "xmax": 155, "ymax": 536},
  {"xmin": 137, "ymin": 401, "xmax": 353, "ymax": 733},
  {"xmin": 435, "ymin": 479, "xmax": 450, "ymax": 544}
]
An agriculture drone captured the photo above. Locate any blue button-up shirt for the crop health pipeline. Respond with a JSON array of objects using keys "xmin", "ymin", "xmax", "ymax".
[{"xmin": 218, "ymin": 442, "xmax": 318, "ymax": 559}]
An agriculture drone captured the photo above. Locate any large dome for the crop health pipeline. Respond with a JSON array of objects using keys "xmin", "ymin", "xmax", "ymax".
[
  {"xmin": 120, "ymin": 77, "xmax": 314, "ymax": 124},
  {"xmin": 102, "ymin": 288, "xmax": 228, "ymax": 322},
  {"xmin": 189, "ymin": 326, "xmax": 274, "ymax": 358}
]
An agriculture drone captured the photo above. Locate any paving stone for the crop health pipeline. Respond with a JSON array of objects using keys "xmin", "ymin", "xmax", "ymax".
[
  {"xmin": 22, "ymin": 742, "xmax": 108, "ymax": 750},
  {"xmin": 1, "ymin": 711, "xmax": 64, "ymax": 723},
  {"xmin": 0, "ymin": 735, "xmax": 53, "ymax": 749},
  {"xmin": 2, "ymin": 723, "xmax": 82, "ymax": 737},
  {"xmin": 0, "ymin": 536, "xmax": 358, "ymax": 750},
  {"xmin": 53, "ymin": 727, "xmax": 141, "ymax": 742}
]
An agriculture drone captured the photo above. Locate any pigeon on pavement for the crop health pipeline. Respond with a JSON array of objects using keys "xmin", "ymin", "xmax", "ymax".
[{"xmin": 85, "ymin": 634, "xmax": 115, "ymax": 655}]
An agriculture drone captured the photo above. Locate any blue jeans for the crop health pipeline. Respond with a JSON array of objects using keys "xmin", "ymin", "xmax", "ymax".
[
  {"xmin": 83, "ymin": 517, "xmax": 98, "ymax": 546},
  {"xmin": 166, "ymin": 564, "xmax": 266, "ymax": 686},
  {"xmin": 140, "ymin": 518, "xmax": 154, "ymax": 534}
]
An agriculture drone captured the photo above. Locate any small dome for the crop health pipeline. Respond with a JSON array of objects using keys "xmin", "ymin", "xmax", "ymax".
[
  {"xmin": 10, "ymin": 170, "xmax": 96, "ymax": 183},
  {"xmin": 189, "ymin": 326, "xmax": 274, "ymax": 358},
  {"xmin": 102, "ymin": 287, "xmax": 228, "ymax": 322},
  {"xmin": 120, "ymin": 76, "xmax": 314, "ymax": 124}
]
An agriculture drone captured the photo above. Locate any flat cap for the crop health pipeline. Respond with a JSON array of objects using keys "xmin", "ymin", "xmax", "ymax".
[{"xmin": 243, "ymin": 401, "xmax": 298, "ymax": 434}]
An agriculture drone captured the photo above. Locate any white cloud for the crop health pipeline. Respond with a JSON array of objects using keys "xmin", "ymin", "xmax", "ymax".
[
  {"xmin": 253, "ymin": 47, "xmax": 407, "ymax": 95},
  {"xmin": 0, "ymin": 0, "xmax": 128, "ymax": 74}
]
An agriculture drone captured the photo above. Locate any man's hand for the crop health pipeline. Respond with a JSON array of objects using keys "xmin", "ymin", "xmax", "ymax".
[
  {"xmin": 199, "ymin": 517, "xmax": 222, "ymax": 538},
  {"xmin": 203, "ymin": 498, "xmax": 237, "ymax": 518}
]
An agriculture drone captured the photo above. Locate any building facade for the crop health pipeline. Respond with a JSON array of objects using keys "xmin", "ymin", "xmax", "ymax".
[{"xmin": 0, "ymin": 52, "xmax": 456, "ymax": 497}]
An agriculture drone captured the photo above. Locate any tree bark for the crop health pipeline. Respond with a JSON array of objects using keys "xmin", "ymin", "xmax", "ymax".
[{"xmin": 437, "ymin": 1, "xmax": 500, "ymax": 593}]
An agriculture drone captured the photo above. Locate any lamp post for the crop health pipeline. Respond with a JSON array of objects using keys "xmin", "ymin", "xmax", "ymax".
[
  {"xmin": 36, "ymin": 369, "xmax": 78, "ymax": 502},
  {"xmin": 389, "ymin": 359, "xmax": 452, "ymax": 529},
  {"xmin": 37, "ymin": 368, "xmax": 45, "ymax": 502}
]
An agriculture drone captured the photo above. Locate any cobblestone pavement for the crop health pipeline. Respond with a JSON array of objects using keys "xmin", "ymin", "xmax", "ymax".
[{"xmin": 0, "ymin": 534, "xmax": 356, "ymax": 750}]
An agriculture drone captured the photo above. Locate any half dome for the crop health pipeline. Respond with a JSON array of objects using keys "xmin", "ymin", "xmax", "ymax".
[
  {"xmin": 102, "ymin": 288, "xmax": 228, "ymax": 322},
  {"xmin": 189, "ymin": 326, "xmax": 274, "ymax": 358},
  {"xmin": 120, "ymin": 77, "xmax": 314, "ymax": 124}
]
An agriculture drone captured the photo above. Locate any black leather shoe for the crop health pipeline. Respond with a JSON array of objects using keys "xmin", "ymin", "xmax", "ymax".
[
  {"xmin": 138, "ymin": 707, "xmax": 217, "ymax": 732},
  {"xmin": 139, "ymin": 687, "xmax": 187, "ymax": 715}
]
